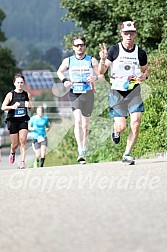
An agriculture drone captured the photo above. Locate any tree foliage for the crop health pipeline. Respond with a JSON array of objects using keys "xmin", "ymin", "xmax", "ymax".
[
  {"xmin": 61, "ymin": 0, "xmax": 167, "ymax": 56},
  {"xmin": 0, "ymin": 48, "xmax": 19, "ymax": 99},
  {"xmin": 42, "ymin": 47, "xmax": 63, "ymax": 70},
  {"xmin": 0, "ymin": 9, "xmax": 6, "ymax": 42},
  {"xmin": 0, "ymin": 9, "xmax": 20, "ymax": 125}
]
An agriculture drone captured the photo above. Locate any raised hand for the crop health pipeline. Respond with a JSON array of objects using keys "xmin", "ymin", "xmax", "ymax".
[{"xmin": 99, "ymin": 43, "xmax": 108, "ymax": 61}]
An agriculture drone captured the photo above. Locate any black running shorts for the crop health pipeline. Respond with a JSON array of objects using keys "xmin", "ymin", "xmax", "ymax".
[
  {"xmin": 68, "ymin": 90, "xmax": 94, "ymax": 117},
  {"xmin": 7, "ymin": 120, "xmax": 28, "ymax": 134}
]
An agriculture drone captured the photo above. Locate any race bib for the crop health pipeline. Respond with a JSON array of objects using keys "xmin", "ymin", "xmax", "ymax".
[
  {"xmin": 37, "ymin": 136, "xmax": 45, "ymax": 143},
  {"xmin": 14, "ymin": 108, "xmax": 26, "ymax": 117},
  {"xmin": 73, "ymin": 83, "xmax": 87, "ymax": 93},
  {"xmin": 110, "ymin": 78, "xmax": 129, "ymax": 91}
]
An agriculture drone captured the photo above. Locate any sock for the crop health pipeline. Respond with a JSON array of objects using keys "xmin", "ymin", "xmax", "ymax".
[
  {"xmin": 36, "ymin": 159, "xmax": 40, "ymax": 166},
  {"xmin": 82, "ymin": 147, "xmax": 87, "ymax": 156},
  {"xmin": 40, "ymin": 158, "xmax": 45, "ymax": 167},
  {"xmin": 124, "ymin": 151, "xmax": 130, "ymax": 156},
  {"xmin": 78, "ymin": 148, "xmax": 83, "ymax": 156}
]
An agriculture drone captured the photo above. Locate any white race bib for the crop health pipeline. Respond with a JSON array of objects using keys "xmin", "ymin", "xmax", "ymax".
[
  {"xmin": 37, "ymin": 136, "xmax": 45, "ymax": 143},
  {"xmin": 73, "ymin": 83, "xmax": 87, "ymax": 93},
  {"xmin": 111, "ymin": 78, "xmax": 129, "ymax": 91}
]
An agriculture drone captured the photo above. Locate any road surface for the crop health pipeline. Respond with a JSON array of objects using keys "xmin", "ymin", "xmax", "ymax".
[{"xmin": 0, "ymin": 149, "xmax": 167, "ymax": 252}]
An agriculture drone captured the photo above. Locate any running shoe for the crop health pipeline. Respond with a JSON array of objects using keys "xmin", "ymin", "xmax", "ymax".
[
  {"xmin": 77, "ymin": 155, "xmax": 86, "ymax": 164},
  {"xmin": 122, "ymin": 155, "xmax": 135, "ymax": 165},
  {"xmin": 9, "ymin": 153, "xmax": 15, "ymax": 164},
  {"xmin": 19, "ymin": 161, "xmax": 26, "ymax": 169},
  {"xmin": 112, "ymin": 129, "xmax": 120, "ymax": 144},
  {"xmin": 77, "ymin": 150, "xmax": 86, "ymax": 164}
]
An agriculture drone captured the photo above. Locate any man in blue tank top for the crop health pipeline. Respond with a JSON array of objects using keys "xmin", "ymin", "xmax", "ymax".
[
  {"xmin": 99, "ymin": 21, "xmax": 148, "ymax": 165},
  {"xmin": 57, "ymin": 36, "xmax": 99, "ymax": 164}
]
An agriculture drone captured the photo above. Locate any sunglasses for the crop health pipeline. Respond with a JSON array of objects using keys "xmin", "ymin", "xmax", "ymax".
[
  {"xmin": 123, "ymin": 31, "xmax": 136, "ymax": 36},
  {"xmin": 73, "ymin": 44, "xmax": 85, "ymax": 47}
]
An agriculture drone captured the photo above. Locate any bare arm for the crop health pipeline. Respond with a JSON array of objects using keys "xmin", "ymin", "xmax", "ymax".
[
  {"xmin": 1, "ymin": 92, "xmax": 20, "ymax": 111},
  {"xmin": 57, "ymin": 58, "xmax": 72, "ymax": 88},
  {"xmin": 25, "ymin": 93, "xmax": 34, "ymax": 112},
  {"xmin": 45, "ymin": 124, "xmax": 50, "ymax": 133},
  {"xmin": 86, "ymin": 57, "xmax": 100, "ymax": 83},
  {"xmin": 137, "ymin": 63, "xmax": 149, "ymax": 82},
  {"xmin": 28, "ymin": 123, "xmax": 35, "ymax": 131}
]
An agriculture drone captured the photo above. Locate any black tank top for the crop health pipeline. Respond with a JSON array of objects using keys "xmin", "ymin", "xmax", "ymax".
[{"xmin": 7, "ymin": 90, "xmax": 30, "ymax": 121}]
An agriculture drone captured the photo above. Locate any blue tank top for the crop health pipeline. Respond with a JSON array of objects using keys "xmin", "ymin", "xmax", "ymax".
[{"xmin": 69, "ymin": 55, "xmax": 93, "ymax": 93}]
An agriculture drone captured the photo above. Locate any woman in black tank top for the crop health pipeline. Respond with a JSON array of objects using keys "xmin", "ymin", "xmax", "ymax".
[{"xmin": 1, "ymin": 73, "xmax": 33, "ymax": 169}]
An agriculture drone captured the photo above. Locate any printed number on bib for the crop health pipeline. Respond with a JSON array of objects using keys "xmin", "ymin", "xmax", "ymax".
[
  {"xmin": 14, "ymin": 108, "xmax": 26, "ymax": 117},
  {"xmin": 73, "ymin": 83, "xmax": 87, "ymax": 93}
]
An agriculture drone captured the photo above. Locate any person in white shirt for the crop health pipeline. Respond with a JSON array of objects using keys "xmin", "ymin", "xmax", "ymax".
[{"xmin": 99, "ymin": 21, "xmax": 148, "ymax": 165}]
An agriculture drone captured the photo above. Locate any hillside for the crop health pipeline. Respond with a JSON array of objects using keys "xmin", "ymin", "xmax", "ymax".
[{"xmin": 0, "ymin": 0, "xmax": 75, "ymax": 49}]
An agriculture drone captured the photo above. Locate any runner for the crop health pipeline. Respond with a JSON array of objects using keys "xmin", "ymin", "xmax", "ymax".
[
  {"xmin": 1, "ymin": 73, "xmax": 33, "ymax": 169},
  {"xmin": 99, "ymin": 21, "xmax": 148, "ymax": 165},
  {"xmin": 28, "ymin": 106, "xmax": 50, "ymax": 168},
  {"xmin": 57, "ymin": 36, "xmax": 99, "ymax": 164}
]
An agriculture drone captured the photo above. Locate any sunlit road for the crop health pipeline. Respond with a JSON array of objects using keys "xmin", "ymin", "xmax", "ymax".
[{"xmin": 0, "ymin": 151, "xmax": 167, "ymax": 252}]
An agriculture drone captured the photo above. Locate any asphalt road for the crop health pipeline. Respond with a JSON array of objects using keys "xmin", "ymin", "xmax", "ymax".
[{"xmin": 0, "ymin": 150, "xmax": 167, "ymax": 252}]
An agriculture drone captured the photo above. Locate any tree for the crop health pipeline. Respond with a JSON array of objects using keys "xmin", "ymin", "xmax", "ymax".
[
  {"xmin": 4, "ymin": 37, "xmax": 26, "ymax": 63},
  {"xmin": 60, "ymin": 0, "xmax": 167, "ymax": 56},
  {"xmin": 0, "ymin": 9, "xmax": 6, "ymax": 42},
  {"xmin": 0, "ymin": 9, "xmax": 20, "ymax": 125},
  {"xmin": 42, "ymin": 47, "xmax": 63, "ymax": 70}
]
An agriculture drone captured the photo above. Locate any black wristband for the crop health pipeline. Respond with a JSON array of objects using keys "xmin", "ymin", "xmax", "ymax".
[{"xmin": 62, "ymin": 78, "xmax": 68, "ymax": 83}]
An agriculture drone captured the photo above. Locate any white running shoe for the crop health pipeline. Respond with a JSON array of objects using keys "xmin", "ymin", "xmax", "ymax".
[{"xmin": 122, "ymin": 155, "xmax": 135, "ymax": 165}]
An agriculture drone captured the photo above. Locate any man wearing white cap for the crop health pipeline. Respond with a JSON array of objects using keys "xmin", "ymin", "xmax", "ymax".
[{"xmin": 99, "ymin": 21, "xmax": 148, "ymax": 165}]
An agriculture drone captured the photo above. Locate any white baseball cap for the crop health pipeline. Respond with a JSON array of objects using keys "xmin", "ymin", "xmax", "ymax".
[{"xmin": 121, "ymin": 21, "xmax": 136, "ymax": 31}]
